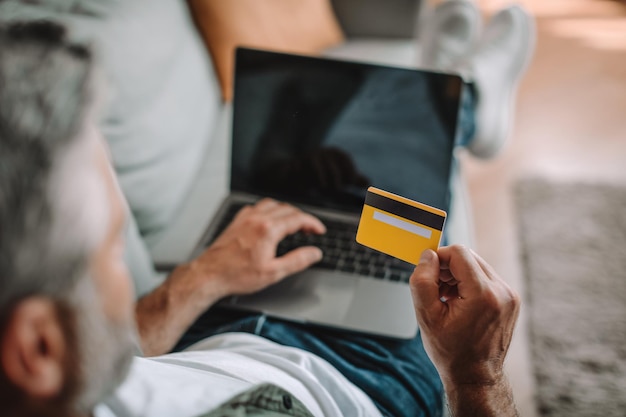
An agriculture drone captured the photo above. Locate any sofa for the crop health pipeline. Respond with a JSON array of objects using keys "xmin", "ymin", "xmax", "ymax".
[{"xmin": 0, "ymin": 0, "xmax": 474, "ymax": 297}]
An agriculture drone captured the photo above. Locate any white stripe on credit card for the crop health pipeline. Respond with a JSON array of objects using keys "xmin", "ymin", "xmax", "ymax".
[{"xmin": 373, "ymin": 210, "xmax": 432, "ymax": 239}]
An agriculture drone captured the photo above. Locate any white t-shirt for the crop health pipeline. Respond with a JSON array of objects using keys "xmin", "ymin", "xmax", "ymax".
[{"xmin": 95, "ymin": 333, "xmax": 382, "ymax": 417}]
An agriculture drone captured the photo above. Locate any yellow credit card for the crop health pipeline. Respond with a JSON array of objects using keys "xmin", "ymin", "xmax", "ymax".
[{"xmin": 356, "ymin": 187, "xmax": 447, "ymax": 265}]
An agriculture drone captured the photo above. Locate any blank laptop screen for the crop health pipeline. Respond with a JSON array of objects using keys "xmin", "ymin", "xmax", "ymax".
[{"xmin": 231, "ymin": 48, "xmax": 463, "ymax": 213}]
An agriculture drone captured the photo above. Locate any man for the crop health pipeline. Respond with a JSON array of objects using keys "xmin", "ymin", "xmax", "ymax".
[{"xmin": 0, "ymin": 21, "xmax": 521, "ymax": 417}]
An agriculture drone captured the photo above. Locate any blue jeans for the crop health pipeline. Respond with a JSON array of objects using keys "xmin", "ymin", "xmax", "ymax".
[
  {"xmin": 456, "ymin": 82, "xmax": 477, "ymax": 148},
  {"xmin": 174, "ymin": 307, "xmax": 443, "ymax": 417}
]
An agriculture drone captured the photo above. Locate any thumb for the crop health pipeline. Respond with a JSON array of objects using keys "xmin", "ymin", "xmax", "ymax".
[
  {"xmin": 272, "ymin": 246, "xmax": 323, "ymax": 281},
  {"xmin": 410, "ymin": 249, "xmax": 444, "ymax": 315}
]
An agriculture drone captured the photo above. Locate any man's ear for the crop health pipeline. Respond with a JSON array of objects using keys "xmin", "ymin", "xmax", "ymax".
[{"xmin": 1, "ymin": 297, "xmax": 67, "ymax": 399}]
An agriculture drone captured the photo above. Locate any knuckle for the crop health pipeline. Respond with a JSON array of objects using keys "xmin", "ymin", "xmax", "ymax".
[
  {"xmin": 258, "ymin": 198, "xmax": 275, "ymax": 206},
  {"xmin": 451, "ymin": 244, "xmax": 471, "ymax": 257},
  {"xmin": 236, "ymin": 205, "xmax": 252, "ymax": 217},
  {"xmin": 409, "ymin": 266, "xmax": 429, "ymax": 287},
  {"xmin": 283, "ymin": 204, "xmax": 300, "ymax": 215},
  {"xmin": 410, "ymin": 264, "xmax": 426, "ymax": 280},
  {"xmin": 294, "ymin": 252, "xmax": 311, "ymax": 268},
  {"xmin": 483, "ymin": 290, "xmax": 503, "ymax": 312},
  {"xmin": 254, "ymin": 219, "xmax": 273, "ymax": 234},
  {"xmin": 488, "ymin": 285, "xmax": 521, "ymax": 315},
  {"xmin": 508, "ymin": 288, "xmax": 522, "ymax": 309},
  {"xmin": 240, "ymin": 214, "xmax": 255, "ymax": 226},
  {"xmin": 408, "ymin": 272, "xmax": 421, "ymax": 290}
]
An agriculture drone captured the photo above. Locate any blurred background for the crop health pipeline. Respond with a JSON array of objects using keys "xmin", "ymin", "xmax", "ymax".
[{"xmin": 453, "ymin": 0, "xmax": 626, "ymax": 416}]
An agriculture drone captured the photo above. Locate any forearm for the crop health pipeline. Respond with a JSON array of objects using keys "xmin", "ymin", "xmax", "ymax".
[
  {"xmin": 135, "ymin": 263, "xmax": 227, "ymax": 356},
  {"xmin": 444, "ymin": 375, "xmax": 518, "ymax": 417}
]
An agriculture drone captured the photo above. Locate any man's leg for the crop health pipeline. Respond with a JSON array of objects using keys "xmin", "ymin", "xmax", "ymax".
[
  {"xmin": 173, "ymin": 306, "xmax": 443, "ymax": 417},
  {"xmin": 456, "ymin": 83, "xmax": 478, "ymax": 148},
  {"xmin": 420, "ymin": 1, "xmax": 535, "ymax": 158}
]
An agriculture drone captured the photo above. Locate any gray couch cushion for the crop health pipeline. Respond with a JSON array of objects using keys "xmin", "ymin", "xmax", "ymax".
[
  {"xmin": 1, "ymin": 0, "xmax": 221, "ymax": 243},
  {"xmin": 0, "ymin": 0, "xmax": 223, "ymax": 294},
  {"xmin": 323, "ymin": 38, "xmax": 419, "ymax": 68},
  {"xmin": 331, "ymin": 0, "xmax": 421, "ymax": 38}
]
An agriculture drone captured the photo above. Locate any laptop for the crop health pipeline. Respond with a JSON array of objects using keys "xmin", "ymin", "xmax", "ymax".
[{"xmin": 191, "ymin": 48, "xmax": 463, "ymax": 339}]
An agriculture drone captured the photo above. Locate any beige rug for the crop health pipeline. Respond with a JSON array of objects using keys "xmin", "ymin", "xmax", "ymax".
[{"xmin": 515, "ymin": 178, "xmax": 626, "ymax": 417}]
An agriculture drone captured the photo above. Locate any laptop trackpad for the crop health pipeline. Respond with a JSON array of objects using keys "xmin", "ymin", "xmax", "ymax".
[
  {"xmin": 229, "ymin": 269, "xmax": 358, "ymax": 323},
  {"xmin": 343, "ymin": 279, "xmax": 418, "ymax": 339}
]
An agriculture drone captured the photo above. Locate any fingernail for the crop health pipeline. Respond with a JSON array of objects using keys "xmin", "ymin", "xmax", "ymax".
[
  {"xmin": 420, "ymin": 249, "xmax": 434, "ymax": 264},
  {"xmin": 312, "ymin": 248, "xmax": 323, "ymax": 262}
]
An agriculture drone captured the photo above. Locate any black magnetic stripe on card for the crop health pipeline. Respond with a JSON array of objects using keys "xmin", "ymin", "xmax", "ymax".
[{"xmin": 365, "ymin": 192, "xmax": 445, "ymax": 230}]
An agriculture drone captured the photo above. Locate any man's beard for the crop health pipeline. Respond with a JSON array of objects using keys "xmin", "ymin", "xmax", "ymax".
[
  {"xmin": 68, "ymin": 278, "xmax": 136, "ymax": 414},
  {"xmin": 1, "ymin": 291, "xmax": 136, "ymax": 417}
]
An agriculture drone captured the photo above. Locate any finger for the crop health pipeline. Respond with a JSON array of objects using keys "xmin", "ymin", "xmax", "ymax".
[
  {"xmin": 229, "ymin": 204, "xmax": 250, "ymax": 222},
  {"xmin": 467, "ymin": 250, "xmax": 518, "ymax": 309},
  {"xmin": 273, "ymin": 211, "xmax": 326, "ymax": 237},
  {"xmin": 271, "ymin": 246, "xmax": 323, "ymax": 280},
  {"xmin": 470, "ymin": 249, "xmax": 499, "ymax": 281},
  {"xmin": 437, "ymin": 245, "xmax": 486, "ymax": 299},
  {"xmin": 264, "ymin": 202, "xmax": 301, "ymax": 219},
  {"xmin": 439, "ymin": 282, "xmax": 459, "ymax": 302},
  {"xmin": 410, "ymin": 249, "xmax": 445, "ymax": 316},
  {"xmin": 254, "ymin": 198, "xmax": 280, "ymax": 213},
  {"xmin": 439, "ymin": 269, "xmax": 458, "ymax": 285}
]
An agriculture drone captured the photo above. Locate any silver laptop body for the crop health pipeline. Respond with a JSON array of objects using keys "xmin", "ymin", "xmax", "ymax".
[{"xmin": 190, "ymin": 48, "xmax": 462, "ymax": 339}]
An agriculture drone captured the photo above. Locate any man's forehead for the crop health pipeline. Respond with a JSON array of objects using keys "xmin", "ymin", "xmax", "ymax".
[
  {"xmin": 93, "ymin": 126, "xmax": 113, "ymax": 159},
  {"xmin": 92, "ymin": 128, "xmax": 126, "ymax": 235},
  {"xmin": 46, "ymin": 125, "xmax": 112, "ymax": 254}
]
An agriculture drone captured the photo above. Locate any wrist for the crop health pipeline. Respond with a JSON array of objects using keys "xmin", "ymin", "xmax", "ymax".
[
  {"xmin": 442, "ymin": 367, "xmax": 508, "ymax": 407},
  {"xmin": 441, "ymin": 362, "xmax": 506, "ymax": 389},
  {"xmin": 170, "ymin": 259, "xmax": 230, "ymax": 311},
  {"xmin": 443, "ymin": 374, "xmax": 505, "ymax": 394},
  {"xmin": 443, "ymin": 372, "xmax": 518, "ymax": 417},
  {"xmin": 134, "ymin": 261, "xmax": 229, "ymax": 357}
]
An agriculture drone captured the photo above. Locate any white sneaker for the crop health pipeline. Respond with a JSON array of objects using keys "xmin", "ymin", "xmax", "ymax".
[
  {"xmin": 467, "ymin": 4, "xmax": 536, "ymax": 159},
  {"xmin": 418, "ymin": 0, "xmax": 482, "ymax": 74}
]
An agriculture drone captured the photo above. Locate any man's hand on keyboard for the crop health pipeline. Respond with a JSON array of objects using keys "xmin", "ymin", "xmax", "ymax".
[
  {"xmin": 192, "ymin": 198, "xmax": 326, "ymax": 296},
  {"xmin": 136, "ymin": 199, "xmax": 325, "ymax": 356}
]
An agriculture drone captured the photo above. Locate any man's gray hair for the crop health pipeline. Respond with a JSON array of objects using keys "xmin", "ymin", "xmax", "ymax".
[{"xmin": 0, "ymin": 21, "xmax": 96, "ymax": 318}]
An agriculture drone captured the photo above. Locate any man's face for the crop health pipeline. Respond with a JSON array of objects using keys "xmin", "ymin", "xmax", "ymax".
[
  {"xmin": 90, "ymin": 129, "xmax": 135, "ymax": 327},
  {"xmin": 69, "ymin": 126, "xmax": 137, "ymax": 412},
  {"xmin": 0, "ymin": 125, "xmax": 138, "ymax": 416}
]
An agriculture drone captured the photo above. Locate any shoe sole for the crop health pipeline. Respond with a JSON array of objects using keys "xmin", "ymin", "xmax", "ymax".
[
  {"xmin": 469, "ymin": 5, "xmax": 537, "ymax": 159},
  {"xmin": 418, "ymin": 0, "xmax": 482, "ymax": 72}
]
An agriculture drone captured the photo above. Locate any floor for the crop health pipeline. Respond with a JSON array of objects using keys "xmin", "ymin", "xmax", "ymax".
[{"xmin": 458, "ymin": 1, "xmax": 626, "ymax": 416}]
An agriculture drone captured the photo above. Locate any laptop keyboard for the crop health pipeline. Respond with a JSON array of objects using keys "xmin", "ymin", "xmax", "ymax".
[{"xmin": 209, "ymin": 203, "xmax": 415, "ymax": 283}]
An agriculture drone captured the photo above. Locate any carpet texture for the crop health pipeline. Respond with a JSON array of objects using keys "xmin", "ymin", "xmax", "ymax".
[{"xmin": 515, "ymin": 178, "xmax": 626, "ymax": 417}]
